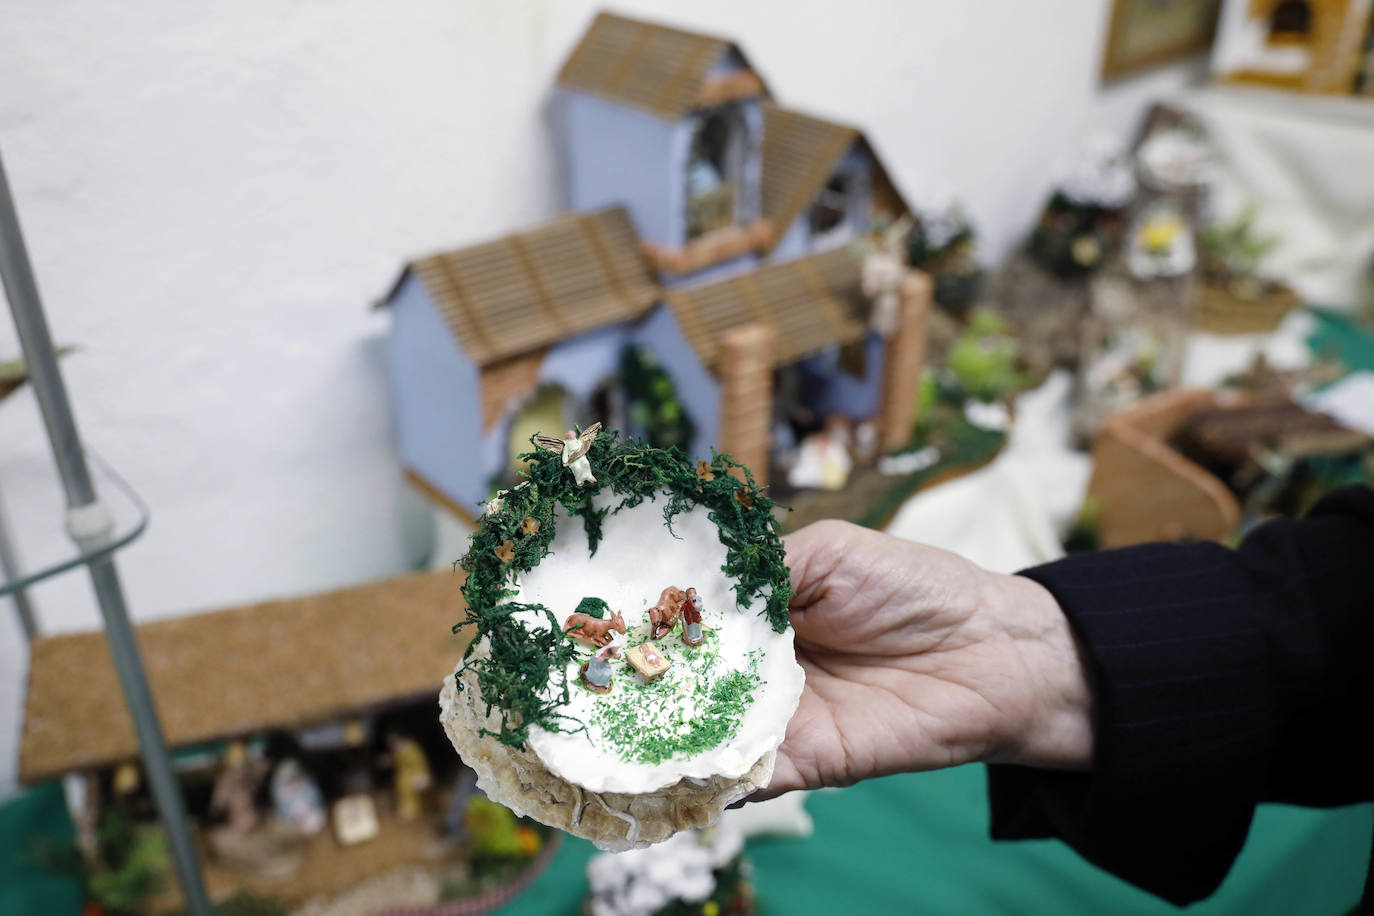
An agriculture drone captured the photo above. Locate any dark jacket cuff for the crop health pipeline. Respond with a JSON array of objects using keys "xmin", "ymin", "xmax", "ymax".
[{"xmin": 990, "ymin": 540, "xmax": 1273, "ymax": 905}]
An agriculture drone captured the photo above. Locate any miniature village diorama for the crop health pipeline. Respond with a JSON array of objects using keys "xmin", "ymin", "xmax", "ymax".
[
  {"xmin": 377, "ymin": 11, "xmax": 1017, "ymax": 540},
  {"xmin": 19, "ymin": 569, "xmax": 565, "ymax": 916}
]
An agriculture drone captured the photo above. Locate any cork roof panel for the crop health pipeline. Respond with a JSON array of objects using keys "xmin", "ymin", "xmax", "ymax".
[
  {"xmin": 665, "ymin": 247, "xmax": 869, "ymax": 373},
  {"xmin": 761, "ymin": 105, "xmax": 860, "ymax": 249},
  {"xmin": 761, "ymin": 106, "xmax": 913, "ymax": 253},
  {"xmin": 399, "ymin": 207, "xmax": 660, "ymax": 367},
  {"xmin": 20, "ymin": 571, "xmax": 471, "ymax": 782},
  {"xmin": 556, "ymin": 11, "xmax": 758, "ymax": 119}
]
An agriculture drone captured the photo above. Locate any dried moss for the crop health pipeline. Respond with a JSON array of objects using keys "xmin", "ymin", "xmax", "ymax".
[
  {"xmin": 573, "ymin": 596, "xmax": 609, "ymax": 619},
  {"xmin": 453, "ymin": 429, "xmax": 790, "ymax": 750}
]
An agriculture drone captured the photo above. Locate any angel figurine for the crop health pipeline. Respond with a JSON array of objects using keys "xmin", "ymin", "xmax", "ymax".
[{"xmin": 535, "ymin": 422, "xmax": 601, "ymax": 486}]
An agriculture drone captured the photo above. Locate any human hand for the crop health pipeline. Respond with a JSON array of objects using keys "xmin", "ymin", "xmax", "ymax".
[{"xmin": 757, "ymin": 520, "xmax": 1094, "ymax": 800}]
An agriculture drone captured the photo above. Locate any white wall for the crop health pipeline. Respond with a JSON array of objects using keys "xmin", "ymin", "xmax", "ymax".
[{"xmin": 0, "ymin": 1, "xmax": 1200, "ymax": 797}]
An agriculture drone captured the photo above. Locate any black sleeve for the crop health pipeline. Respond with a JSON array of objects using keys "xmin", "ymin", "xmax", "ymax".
[{"xmin": 986, "ymin": 486, "xmax": 1374, "ymax": 905}]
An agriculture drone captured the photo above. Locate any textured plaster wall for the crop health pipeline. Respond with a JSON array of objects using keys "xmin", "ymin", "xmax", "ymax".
[{"xmin": 0, "ymin": 0, "xmax": 1198, "ymax": 797}]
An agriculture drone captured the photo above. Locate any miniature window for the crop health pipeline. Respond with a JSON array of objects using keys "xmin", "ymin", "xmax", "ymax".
[
  {"xmin": 686, "ymin": 105, "xmax": 746, "ymax": 241},
  {"xmin": 808, "ymin": 173, "xmax": 851, "ymax": 238},
  {"xmin": 1267, "ymin": 0, "xmax": 1312, "ymax": 44},
  {"xmin": 505, "ymin": 384, "xmax": 572, "ymax": 481}
]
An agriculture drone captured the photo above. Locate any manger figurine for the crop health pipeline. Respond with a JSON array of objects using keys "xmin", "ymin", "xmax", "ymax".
[
  {"xmin": 534, "ymin": 422, "xmax": 601, "ymax": 487},
  {"xmin": 581, "ymin": 632, "xmax": 626, "ymax": 694},
  {"xmin": 624, "ymin": 641, "xmax": 672, "ymax": 682}
]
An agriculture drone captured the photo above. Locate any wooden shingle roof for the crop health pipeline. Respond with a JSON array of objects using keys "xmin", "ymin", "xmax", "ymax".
[
  {"xmin": 556, "ymin": 11, "xmax": 764, "ymax": 119},
  {"xmin": 20, "ymin": 571, "xmax": 471, "ymax": 782},
  {"xmin": 761, "ymin": 105, "xmax": 912, "ymax": 253},
  {"xmin": 395, "ymin": 207, "xmax": 661, "ymax": 367},
  {"xmin": 664, "ymin": 247, "xmax": 871, "ymax": 372}
]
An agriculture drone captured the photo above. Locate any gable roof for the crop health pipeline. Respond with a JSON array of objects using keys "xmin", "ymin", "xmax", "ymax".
[
  {"xmin": 389, "ymin": 207, "xmax": 661, "ymax": 367},
  {"xmin": 761, "ymin": 104, "xmax": 912, "ymax": 253},
  {"xmin": 556, "ymin": 11, "xmax": 766, "ymax": 119},
  {"xmin": 20, "ymin": 570, "xmax": 470, "ymax": 783},
  {"xmin": 664, "ymin": 247, "xmax": 871, "ymax": 372}
]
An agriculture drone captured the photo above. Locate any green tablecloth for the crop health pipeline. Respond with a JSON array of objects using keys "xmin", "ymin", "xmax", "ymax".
[
  {"xmin": 1308, "ymin": 307, "xmax": 1374, "ymax": 373},
  {"xmin": 503, "ymin": 766, "xmax": 1371, "ymax": 915}
]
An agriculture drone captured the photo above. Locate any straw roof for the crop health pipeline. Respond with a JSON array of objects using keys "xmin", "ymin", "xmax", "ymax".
[
  {"xmin": 557, "ymin": 11, "xmax": 765, "ymax": 119},
  {"xmin": 20, "ymin": 570, "xmax": 471, "ymax": 782},
  {"xmin": 389, "ymin": 207, "xmax": 661, "ymax": 367},
  {"xmin": 664, "ymin": 247, "xmax": 871, "ymax": 372}
]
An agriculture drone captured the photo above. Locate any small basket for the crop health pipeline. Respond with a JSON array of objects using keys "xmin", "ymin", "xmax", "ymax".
[{"xmin": 1194, "ymin": 282, "xmax": 1300, "ymax": 335}]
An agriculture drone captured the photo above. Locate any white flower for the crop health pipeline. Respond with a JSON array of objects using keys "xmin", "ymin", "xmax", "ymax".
[{"xmin": 1057, "ymin": 133, "xmax": 1136, "ymax": 208}]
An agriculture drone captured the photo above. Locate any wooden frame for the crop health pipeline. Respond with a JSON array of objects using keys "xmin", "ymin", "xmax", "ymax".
[{"xmin": 1101, "ymin": 0, "xmax": 1224, "ymax": 81}]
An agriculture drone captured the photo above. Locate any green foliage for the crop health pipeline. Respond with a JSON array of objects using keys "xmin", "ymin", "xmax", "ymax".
[
  {"xmin": 945, "ymin": 309, "xmax": 1029, "ymax": 403},
  {"xmin": 85, "ymin": 811, "xmax": 168, "ymax": 916},
  {"xmin": 620, "ymin": 345, "xmax": 697, "ymax": 452},
  {"xmin": 915, "ymin": 368, "xmax": 938, "ymax": 418},
  {"xmin": 464, "ymin": 796, "xmax": 525, "ymax": 859},
  {"xmin": 166, "ymin": 891, "xmax": 290, "ymax": 916},
  {"xmin": 1200, "ymin": 205, "xmax": 1278, "ymax": 283},
  {"xmin": 455, "ymin": 429, "xmax": 790, "ymax": 751},
  {"xmin": 573, "ymin": 596, "xmax": 609, "ymax": 619}
]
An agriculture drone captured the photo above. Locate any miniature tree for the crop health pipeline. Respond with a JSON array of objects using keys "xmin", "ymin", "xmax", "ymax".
[
  {"xmin": 1200, "ymin": 205, "xmax": 1279, "ymax": 301},
  {"xmin": 620, "ymin": 346, "xmax": 697, "ymax": 453},
  {"xmin": 945, "ymin": 309, "xmax": 1029, "ymax": 403}
]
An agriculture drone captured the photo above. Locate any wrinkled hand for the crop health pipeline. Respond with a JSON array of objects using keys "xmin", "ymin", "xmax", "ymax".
[{"xmin": 757, "ymin": 520, "xmax": 1094, "ymax": 800}]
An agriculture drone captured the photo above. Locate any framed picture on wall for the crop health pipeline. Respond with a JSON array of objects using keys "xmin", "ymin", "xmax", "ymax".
[{"xmin": 1101, "ymin": 0, "xmax": 1225, "ymax": 80}]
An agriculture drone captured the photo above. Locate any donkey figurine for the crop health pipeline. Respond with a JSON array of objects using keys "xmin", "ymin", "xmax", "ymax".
[
  {"xmin": 563, "ymin": 609, "xmax": 626, "ymax": 648},
  {"xmin": 647, "ymin": 586, "xmax": 687, "ymax": 640}
]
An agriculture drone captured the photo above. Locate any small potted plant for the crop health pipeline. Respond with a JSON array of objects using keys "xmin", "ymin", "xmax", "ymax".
[
  {"xmin": 906, "ymin": 199, "xmax": 982, "ymax": 316},
  {"xmin": 1029, "ymin": 135, "xmax": 1136, "ymax": 278},
  {"xmin": 1196, "ymin": 206, "xmax": 1298, "ymax": 334}
]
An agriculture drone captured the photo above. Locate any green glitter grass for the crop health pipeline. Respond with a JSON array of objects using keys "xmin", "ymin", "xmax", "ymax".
[
  {"xmin": 588, "ymin": 632, "xmax": 765, "ymax": 765},
  {"xmin": 453, "ymin": 430, "xmax": 790, "ymax": 751}
]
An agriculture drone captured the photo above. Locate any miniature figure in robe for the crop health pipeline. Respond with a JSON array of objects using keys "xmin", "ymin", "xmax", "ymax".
[
  {"xmin": 211, "ymin": 741, "xmax": 270, "ymax": 834},
  {"xmin": 682, "ymin": 587, "xmax": 704, "ymax": 646},
  {"xmin": 583, "ymin": 631, "xmax": 625, "ymax": 692},
  {"xmin": 387, "ymin": 733, "xmax": 433, "ymax": 820}
]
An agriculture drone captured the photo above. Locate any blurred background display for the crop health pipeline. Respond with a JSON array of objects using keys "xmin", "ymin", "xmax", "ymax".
[{"xmin": 3, "ymin": 2, "xmax": 1373, "ymax": 914}]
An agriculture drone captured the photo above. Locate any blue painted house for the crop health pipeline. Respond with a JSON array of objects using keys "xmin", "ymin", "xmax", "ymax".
[{"xmin": 380, "ymin": 11, "xmax": 924, "ymax": 519}]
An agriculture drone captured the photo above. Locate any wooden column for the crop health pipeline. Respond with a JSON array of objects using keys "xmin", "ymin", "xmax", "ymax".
[
  {"xmin": 716, "ymin": 322, "xmax": 776, "ymax": 485},
  {"xmin": 877, "ymin": 269, "xmax": 932, "ymax": 453}
]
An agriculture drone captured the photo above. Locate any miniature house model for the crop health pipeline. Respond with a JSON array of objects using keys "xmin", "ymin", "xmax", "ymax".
[
  {"xmin": 1212, "ymin": 0, "xmax": 1374, "ymax": 92},
  {"xmin": 380, "ymin": 12, "xmax": 929, "ymax": 520}
]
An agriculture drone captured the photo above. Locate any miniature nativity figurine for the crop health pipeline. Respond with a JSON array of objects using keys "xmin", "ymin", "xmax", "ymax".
[
  {"xmin": 681, "ymin": 587, "xmax": 704, "ymax": 647},
  {"xmin": 563, "ymin": 608, "xmax": 627, "ymax": 649},
  {"xmin": 648, "ymin": 585, "xmax": 687, "ymax": 640},
  {"xmin": 210, "ymin": 741, "xmax": 271, "ymax": 835},
  {"xmin": 581, "ymin": 631, "xmax": 626, "ymax": 694},
  {"xmin": 860, "ymin": 220, "xmax": 911, "ymax": 337},
  {"xmin": 625, "ymin": 639, "xmax": 672, "ymax": 681},
  {"xmin": 534, "ymin": 421, "xmax": 602, "ymax": 487},
  {"xmin": 270, "ymin": 758, "xmax": 326, "ymax": 836},
  {"xmin": 385, "ymin": 731, "xmax": 433, "ymax": 820}
]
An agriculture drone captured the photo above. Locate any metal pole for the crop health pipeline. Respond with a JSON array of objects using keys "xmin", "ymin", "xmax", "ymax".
[
  {"xmin": 0, "ymin": 148, "xmax": 213, "ymax": 916},
  {"xmin": 0, "ymin": 481, "xmax": 39, "ymax": 639}
]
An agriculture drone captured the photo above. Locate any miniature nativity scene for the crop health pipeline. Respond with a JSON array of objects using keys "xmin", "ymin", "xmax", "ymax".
[
  {"xmin": 377, "ymin": 11, "xmax": 1012, "ymax": 538},
  {"xmin": 19, "ymin": 572, "xmax": 561, "ymax": 915},
  {"xmin": 442, "ymin": 425, "xmax": 802, "ymax": 851}
]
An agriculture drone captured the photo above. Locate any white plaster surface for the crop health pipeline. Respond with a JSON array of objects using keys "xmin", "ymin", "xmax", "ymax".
[{"xmin": 0, "ymin": 1, "xmax": 1197, "ymax": 798}]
